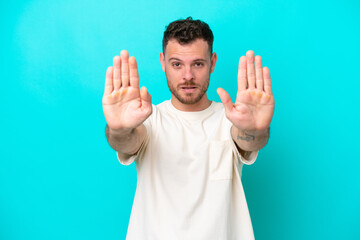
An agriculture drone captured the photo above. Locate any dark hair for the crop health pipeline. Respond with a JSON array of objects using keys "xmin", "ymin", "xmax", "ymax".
[{"xmin": 162, "ymin": 17, "xmax": 214, "ymax": 54}]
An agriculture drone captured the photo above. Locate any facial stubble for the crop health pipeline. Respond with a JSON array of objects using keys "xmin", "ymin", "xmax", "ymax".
[{"xmin": 166, "ymin": 70, "xmax": 210, "ymax": 105}]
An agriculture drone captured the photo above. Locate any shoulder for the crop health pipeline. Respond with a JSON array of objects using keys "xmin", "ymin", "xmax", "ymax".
[
  {"xmin": 212, "ymin": 101, "xmax": 225, "ymax": 112},
  {"xmin": 155, "ymin": 100, "xmax": 170, "ymax": 111},
  {"xmin": 145, "ymin": 100, "xmax": 170, "ymax": 124},
  {"xmin": 208, "ymin": 101, "xmax": 226, "ymax": 119},
  {"xmin": 147, "ymin": 100, "xmax": 170, "ymax": 118},
  {"xmin": 209, "ymin": 101, "xmax": 232, "ymax": 128}
]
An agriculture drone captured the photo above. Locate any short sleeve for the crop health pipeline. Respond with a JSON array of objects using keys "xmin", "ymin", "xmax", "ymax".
[
  {"xmin": 230, "ymin": 138, "xmax": 259, "ymax": 165},
  {"xmin": 116, "ymin": 105, "xmax": 155, "ymax": 166},
  {"xmin": 116, "ymin": 133, "xmax": 149, "ymax": 166}
]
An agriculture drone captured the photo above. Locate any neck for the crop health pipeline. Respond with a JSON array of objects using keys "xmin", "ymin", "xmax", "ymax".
[{"xmin": 171, "ymin": 95, "xmax": 211, "ymax": 112}]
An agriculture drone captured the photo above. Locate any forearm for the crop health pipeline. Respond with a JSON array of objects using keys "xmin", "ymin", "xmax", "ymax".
[
  {"xmin": 231, "ymin": 126, "xmax": 270, "ymax": 153},
  {"xmin": 106, "ymin": 124, "xmax": 147, "ymax": 155}
]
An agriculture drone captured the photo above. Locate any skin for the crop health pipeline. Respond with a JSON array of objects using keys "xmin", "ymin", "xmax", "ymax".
[
  {"xmin": 103, "ymin": 40, "xmax": 274, "ymax": 155},
  {"xmin": 159, "ymin": 39, "xmax": 217, "ymax": 111},
  {"xmin": 217, "ymin": 51, "xmax": 275, "ymax": 152},
  {"xmin": 102, "ymin": 50, "xmax": 151, "ymax": 155}
]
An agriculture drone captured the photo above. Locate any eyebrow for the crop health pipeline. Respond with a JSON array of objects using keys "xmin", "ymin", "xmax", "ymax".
[{"xmin": 168, "ymin": 58, "xmax": 207, "ymax": 62}]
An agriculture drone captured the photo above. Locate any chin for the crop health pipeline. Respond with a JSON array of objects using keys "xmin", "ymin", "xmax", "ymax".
[{"xmin": 177, "ymin": 94, "xmax": 204, "ymax": 105}]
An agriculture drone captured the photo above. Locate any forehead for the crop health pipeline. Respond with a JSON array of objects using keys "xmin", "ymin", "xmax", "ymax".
[{"xmin": 164, "ymin": 39, "xmax": 211, "ymax": 60}]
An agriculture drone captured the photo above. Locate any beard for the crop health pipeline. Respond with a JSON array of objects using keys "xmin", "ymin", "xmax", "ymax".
[{"xmin": 167, "ymin": 78, "xmax": 210, "ymax": 105}]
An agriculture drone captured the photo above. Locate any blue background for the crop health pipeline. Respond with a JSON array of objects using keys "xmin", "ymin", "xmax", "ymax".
[{"xmin": 1, "ymin": 0, "xmax": 359, "ymax": 239}]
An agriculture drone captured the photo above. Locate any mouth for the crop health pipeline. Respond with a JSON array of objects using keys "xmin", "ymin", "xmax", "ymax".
[{"xmin": 180, "ymin": 86, "xmax": 197, "ymax": 94}]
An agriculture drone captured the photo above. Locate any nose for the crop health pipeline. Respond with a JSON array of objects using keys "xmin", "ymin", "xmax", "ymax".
[{"xmin": 183, "ymin": 66, "xmax": 194, "ymax": 81}]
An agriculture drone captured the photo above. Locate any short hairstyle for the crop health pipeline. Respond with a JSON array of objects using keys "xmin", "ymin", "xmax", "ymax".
[{"xmin": 162, "ymin": 17, "xmax": 214, "ymax": 54}]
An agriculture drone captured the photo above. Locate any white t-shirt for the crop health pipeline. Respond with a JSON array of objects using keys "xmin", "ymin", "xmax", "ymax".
[{"xmin": 117, "ymin": 100, "xmax": 258, "ymax": 240}]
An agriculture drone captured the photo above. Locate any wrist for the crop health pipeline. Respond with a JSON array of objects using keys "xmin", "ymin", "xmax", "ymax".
[
  {"xmin": 231, "ymin": 126, "xmax": 269, "ymax": 138},
  {"xmin": 231, "ymin": 126, "xmax": 270, "ymax": 151},
  {"xmin": 106, "ymin": 124, "xmax": 134, "ymax": 140},
  {"xmin": 110, "ymin": 126, "xmax": 134, "ymax": 135}
]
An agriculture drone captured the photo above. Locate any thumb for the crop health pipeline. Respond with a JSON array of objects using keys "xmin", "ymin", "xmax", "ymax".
[
  {"xmin": 140, "ymin": 86, "xmax": 152, "ymax": 106},
  {"xmin": 217, "ymin": 88, "xmax": 233, "ymax": 114}
]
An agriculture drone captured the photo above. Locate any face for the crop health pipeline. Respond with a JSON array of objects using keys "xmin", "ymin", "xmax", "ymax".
[{"xmin": 160, "ymin": 39, "xmax": 217, "ymax": 109}]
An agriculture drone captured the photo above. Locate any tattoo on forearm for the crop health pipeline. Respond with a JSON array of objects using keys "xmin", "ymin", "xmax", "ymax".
[{"xmin": 237, "ymin": 132, "xmax": 255, "ymax": 142}]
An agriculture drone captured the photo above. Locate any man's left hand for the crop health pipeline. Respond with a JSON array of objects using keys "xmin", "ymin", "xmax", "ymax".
[{"xmin": 217, "ymin": 50, "xmax": 275, "ymax": 132}]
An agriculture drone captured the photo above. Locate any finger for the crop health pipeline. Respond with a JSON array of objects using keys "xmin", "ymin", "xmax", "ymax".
[
  {"xmin": 129, "ymin": 56, "xmax": 139, "ymax": 88},
  {"xmin": 113, "ymin": 56, "xmax": 121, "ymax": 91},
  {"xmin": 140, "ymin": 86, "xmax": 152, "ymax": 113},
  {"xmin": 104, "ymin": 66, "xmax": 114, "ymax": 95},
  {"xmin": 255, "ymin": 55, "xmax": 264, "ymax": 91},
  {"xmin": 263, "ymin": 67, "xmax": 272, "ymax": 95},
  {"xmin": 217, "ymin": 88, "xmax": 233, "ymax": 114},
  {"xmin": 121, "ymin": 50, "xmax": 130, "ymax": 87},
  {"xmin": 246, "ymin": 50, "xmax": 256, "ymax": 89},
  {"xmin": 237, "ymin": 56, "xmax": 247, "ymax": 91},
  {"xmin": 140, "ymin": 86, "xmax": 152, "ymax": 104}
]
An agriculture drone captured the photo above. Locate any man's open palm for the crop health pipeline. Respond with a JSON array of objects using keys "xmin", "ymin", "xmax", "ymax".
[
  {"xmin": 102, "ymin": 50, "xmax": 152, "ymax": 130},
  {"xmin": 217, "ymin": 50, "xmax": 274, "ymax": 131}
]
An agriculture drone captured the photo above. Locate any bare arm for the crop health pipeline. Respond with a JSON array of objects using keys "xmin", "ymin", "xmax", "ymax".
[
  {"xmin": 102, "ymin": 50, "xmax": 152, "ymax": 155},
  {"xmin": 231, "ymin": 127, "xmax": 269, "ymax": 158},
  {"xmin": 106, "ymin": 124, "xmax": 147, "ymax": 155}
]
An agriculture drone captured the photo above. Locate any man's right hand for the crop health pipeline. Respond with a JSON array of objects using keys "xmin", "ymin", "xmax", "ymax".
[{"xmin": 102, "ymin": 50, "xmax": 152, "ymax": 131}]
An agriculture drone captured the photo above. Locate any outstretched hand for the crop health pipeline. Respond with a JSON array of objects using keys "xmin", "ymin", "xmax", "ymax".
[
  {"xmin": 102, "ymin": 50, "xmax": 152, "ymax": 130},
  {"xmin": 217, "ymin": 50, "xmax": 274, "ymax": 132}
]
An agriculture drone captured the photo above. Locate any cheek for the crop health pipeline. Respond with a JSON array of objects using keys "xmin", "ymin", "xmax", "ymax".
[
  {"xmin": 165, "ymin": 71, "xmax": 178, "ymax": 86},
  {"xmin": 166, "ymin": 68, "xmax": 181, "ymax": 80},
  {"xmin": 196, "ymin": 69, "xmax": 210, "ymax": 79}
]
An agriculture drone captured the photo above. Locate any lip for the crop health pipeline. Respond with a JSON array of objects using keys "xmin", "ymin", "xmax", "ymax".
[{"xmin": 180, "ymin": 86, "xmax": 197, "ymax": 94}]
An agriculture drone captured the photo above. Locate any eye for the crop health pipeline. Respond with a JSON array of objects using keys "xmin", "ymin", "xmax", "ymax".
[
  {"xmin": 172, "ymin": 62, "xmax": 181, "ymax": 68},
  {"xmin": 194, "ymin": 62, "xmax": 204, "ymax": 67}
]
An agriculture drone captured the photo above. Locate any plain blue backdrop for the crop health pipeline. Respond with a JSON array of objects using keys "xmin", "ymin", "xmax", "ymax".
[{"xmin": 1, "ymin": 0, "xmax": 359, "ymax": 239}]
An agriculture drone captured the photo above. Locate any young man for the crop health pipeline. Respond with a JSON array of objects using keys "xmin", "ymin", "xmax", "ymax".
[{"xmin": 103, "ymin": 17, "xmax": 274, "ymax": 240}]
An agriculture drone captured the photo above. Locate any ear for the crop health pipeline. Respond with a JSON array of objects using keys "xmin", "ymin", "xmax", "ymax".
[
  {"xmin": 210, "ymin": 52, "xmax": 217, "ymax": 73},
  {"xmin": 159, "ymin": 52, "xmax": 165, "ymax": 72}
]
